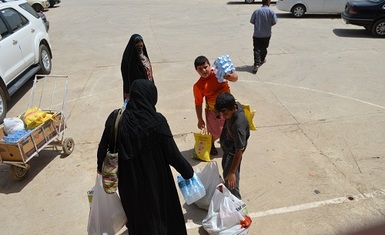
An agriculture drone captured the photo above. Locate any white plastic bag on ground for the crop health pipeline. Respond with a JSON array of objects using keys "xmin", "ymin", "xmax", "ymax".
[
  {"xmin": 195, "ymin": 161, "xmax": 223, "ymax": 210},
  {"xmin": 202, "ymin": 183, "xmax": 251, "ymax": 235},
  {"xmin": 87, "ymin": 174, "xmax": 127, "ymax": 235}
]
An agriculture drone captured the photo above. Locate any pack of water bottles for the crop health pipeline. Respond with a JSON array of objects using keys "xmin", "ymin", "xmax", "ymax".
[
  {"xmin": 213, "ymin": 55, "xmax": 235, "ymax": 83},
  {"xmin": 2, "ymin": 129, "xmax": 32, "ymax": 144},
  {"xmin": 177, "ymin": 172, "xmax": 206, "ymax": 205}
]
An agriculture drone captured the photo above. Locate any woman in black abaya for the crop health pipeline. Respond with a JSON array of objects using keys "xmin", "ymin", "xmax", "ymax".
[
  {"xmin": 97, "ymin": 80, "xmax": 193, "ymax": 235},
  {"xmin": 121, "ymin": 34, "xmax": 154, "ymax": 99}
]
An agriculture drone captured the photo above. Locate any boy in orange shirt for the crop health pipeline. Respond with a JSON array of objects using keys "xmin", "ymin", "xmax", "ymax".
[{"xmin": 193, "ymin": 55, "xmax": 238, "ymax": 155}]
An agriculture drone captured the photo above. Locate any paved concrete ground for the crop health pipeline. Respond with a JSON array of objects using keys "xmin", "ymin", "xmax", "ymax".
[{"xmin": 1, "ymin": 0, "xmax": 385, "ymax": 234}]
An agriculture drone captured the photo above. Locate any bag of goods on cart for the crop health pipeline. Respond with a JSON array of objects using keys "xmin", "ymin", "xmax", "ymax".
[
  {"xmin": 3, "ymin": 117, "xmax": 25, "ymax": 135},
  {"xmin": 19, "ymin": 107, "xmax": 53, "ymax": 130},
  {"xmin": 2, "ymin": 117, "xmax": 31, "ymax": 144}
]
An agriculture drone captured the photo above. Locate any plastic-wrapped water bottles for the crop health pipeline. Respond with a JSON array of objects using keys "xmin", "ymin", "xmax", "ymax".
[
  {"xmin": 191, "ymin": 173, "xmax": 206, "ymax": 199},
  {"xmin": 177, "ymin": 173, "xmax": 206, "ymax": 205},
  {"xmin": 213, "ymin": 55, "xmax": 236, "ymax": 83},
  {"xmin": 177, "ymin": 175, "xmax": 190, "ymax": 203},
  {"xmin": 2, "ymin": 129, "xmax": 32, "ymax": 144}
]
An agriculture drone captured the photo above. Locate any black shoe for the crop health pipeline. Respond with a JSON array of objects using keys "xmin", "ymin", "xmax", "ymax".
[{"xmin": 252, "ymin": 64, "xmax": 259, "ymax": 73}]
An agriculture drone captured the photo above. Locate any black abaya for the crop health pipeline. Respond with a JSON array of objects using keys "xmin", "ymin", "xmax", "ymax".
[{"xmin": 97, "ymin": 80, "xmax": 193, "ymax": 235}]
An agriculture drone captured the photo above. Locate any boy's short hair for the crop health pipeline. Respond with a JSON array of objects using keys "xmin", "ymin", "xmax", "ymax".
[
  {"xmin": 194, "ymin": 56, "xmax": 210, "ymax": 69},
  {"xmin": 262, "ymin": 0, "xmax": 270, "ymax": 5},
  {"xmin": 215, "ymin": 92, "xmax": 236, "ymax": 111}
]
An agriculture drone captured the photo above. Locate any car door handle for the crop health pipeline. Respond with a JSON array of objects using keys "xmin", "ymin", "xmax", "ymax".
[
  {"xmin": 31, "ymin": 28, "xmax": 35, "ymax": 33},
  {"xmin": 13, "ymin": 40, "xmax": 18, "ymax": 45}
]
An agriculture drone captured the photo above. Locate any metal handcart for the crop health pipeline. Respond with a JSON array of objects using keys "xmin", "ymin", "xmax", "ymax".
[{"xmin": 0, "ymin": 75, "xmax": 74, "ymax": 181}]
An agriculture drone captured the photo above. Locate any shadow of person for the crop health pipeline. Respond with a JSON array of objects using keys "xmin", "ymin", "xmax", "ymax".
[
  {"xmin": 235, "ymin": 65, "xmax": 255, "ymax": 74},
  {"xmin": 182, "ymin": 202, "xmax": 210, "ymax": 235},
  {"xmin": 180, "ymin": 146, "xmax": 223, "ymax": 167}
]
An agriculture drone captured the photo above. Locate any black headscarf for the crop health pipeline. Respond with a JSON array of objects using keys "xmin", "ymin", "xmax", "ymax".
[
  {"xmin": 119, "ymin": 79, "xmax": 170, "ymax": 160},
  {"xmin": 121, "ymin": 34, "xmax": 153, "ymax": 96}
]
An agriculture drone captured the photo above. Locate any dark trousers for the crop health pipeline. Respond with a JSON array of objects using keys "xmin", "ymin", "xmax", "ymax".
[
  {"xmin": 222, "ymin": 152, "xmax": 242, "ymax": 199},
  {"xmin": 253, "ymin": 36, "xmax": 271, "ymax": 65}
]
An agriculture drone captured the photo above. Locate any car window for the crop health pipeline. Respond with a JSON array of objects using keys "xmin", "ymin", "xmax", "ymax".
[
  {"xmin": 0, "ymin": 17, "xmax": 10, "ymax": 40},
  {"xmin": 19, "ymin": 2, "xmax": 39, "ymax": 18},
  {"xmin": 2, "ymin": 8, "xmax": 29, "ymax": 32}
]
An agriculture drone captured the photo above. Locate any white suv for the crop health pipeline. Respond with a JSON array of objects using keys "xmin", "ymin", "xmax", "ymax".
[
  {"xmin": 0, "ymin": 0, "xmax": 52, "ymax": 122},
  {"xmin": 27, "ymin": 0, "xmax": 49, "ymax": 12}
]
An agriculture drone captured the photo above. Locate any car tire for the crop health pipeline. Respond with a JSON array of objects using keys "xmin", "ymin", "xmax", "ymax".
[
  {"xmin": 38, "ymin": 44, "xmax": 52, "ymax": 75},
  {"xmin": 371, "ymin": 19, "xmax": 385, "ymax": 38},
  {"xmin": 291, "ymin": 4, "xmax": 306, "ymax": 18},
  {"xmin": 245, "ymin": 0, "xmax": 255, "ymax": 3},
  {"xmin": 0, "ymin": 87, "xmax": 7, "ymax": 123},
  {"xmin": 32, "ymin": 4, "xmax": 43, "ymax": 12}
]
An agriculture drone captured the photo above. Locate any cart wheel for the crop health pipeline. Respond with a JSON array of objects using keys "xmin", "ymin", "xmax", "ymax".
[
  {"xmin": 10, "ymin": 164, "xmax": 30, "ymax": 181},
  {"xmin": 63, "ymin": 137, "xmax": 75, "ymax": 155}
]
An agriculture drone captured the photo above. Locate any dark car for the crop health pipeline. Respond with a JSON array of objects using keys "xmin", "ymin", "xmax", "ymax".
[
  {"xmin": 48, "ymin": 0, "xmax": 60, "ymax": 7},
  {"xmin": 341, "ymin": 0, "xmax": 385, "ymax": 37}
]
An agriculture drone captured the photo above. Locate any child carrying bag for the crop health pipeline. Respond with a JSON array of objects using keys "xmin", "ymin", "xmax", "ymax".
[
  {"xmin": 192, "ymin": 128, "xmax": 212, "ymax": 162},
  {"xmin": 241, "ymin": 104, "xmax": 256, "ymax": 131},
  {"xmin": 202, "ymin": 183, "xmax": 252, "ymax": 235}
]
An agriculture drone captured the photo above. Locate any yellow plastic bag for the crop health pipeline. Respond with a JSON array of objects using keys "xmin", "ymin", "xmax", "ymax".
[
  {"xmin": 192, "ymin": 129, "xmax": 212, "ymax": 162},
  {"xmin": 19, "ymin": 107, "xmax": 52, "ymax": 130},
  {"xmin": 241, "ymin": 104, "xmax": 257, "ymax": 131}
]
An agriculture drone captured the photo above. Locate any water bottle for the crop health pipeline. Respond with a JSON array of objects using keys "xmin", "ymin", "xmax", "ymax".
[
  {"xmin": 177, "ymin": 175, "xmax": 192, "ymax": 204},
  {"xmin": 191, "ymin": 173, "xmax": 206, "ymax": 201},
  {"xmin": 178, "ymin": 173, "xmax": 207, "ymax": 205}
]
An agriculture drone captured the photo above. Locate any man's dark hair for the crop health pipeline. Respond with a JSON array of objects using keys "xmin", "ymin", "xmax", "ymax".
[
  {"xmin": 215, "ymin": 92, "xmax": 236, "ymax": 111},
  {"xmin": 194, "ymin": 55, "xmax": 210, "ymax": 69},
  {"xmin": 262, "ymin": 0, "xmax": 270, "ymax": 5}
]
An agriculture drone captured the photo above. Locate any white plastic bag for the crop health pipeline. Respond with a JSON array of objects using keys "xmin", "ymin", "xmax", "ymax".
[
  {"xmin": 87, "ymin": 174, "xmax": 127, "ymax": 235},
  {"xmin": 195, "ymin": 161, "xmax": 223, "ymax": 210},
  {"xmin": 3, "ymin": 117, "xmax": 25, "ymax": 135},
  {"xmin": 202, "ymin": 184, "xmax": 251, "ymax": 235}
]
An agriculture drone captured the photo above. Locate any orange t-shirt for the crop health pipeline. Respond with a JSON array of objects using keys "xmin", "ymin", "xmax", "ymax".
[{"xmin": 193, "ymin": 70, "xmax": 231, "ymax": 110}]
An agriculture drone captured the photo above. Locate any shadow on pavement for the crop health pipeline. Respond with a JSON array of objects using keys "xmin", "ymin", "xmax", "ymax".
[
  {"xmin": 0, "ymin": 148, "xmax": 65, "ymax": 194},
  {"xmin": 333, "ymin": 28, "xmax": 376, "ymax": 38},
  {"xmin": 6, "ymin": 79, "xmax": 34, "ymax": 115},
  {"xmin": 182, "ymin": 202, "xmax": 210, "ymax": 235},
  {"xmin": 236, "ymin": 65, "xmax": 255, "ymax": 74}
]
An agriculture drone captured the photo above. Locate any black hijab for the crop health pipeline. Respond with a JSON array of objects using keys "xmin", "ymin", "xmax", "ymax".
[
  {"xmin": 119, "ymin": 79, "xmax": 171, "ymax": 160},
  {"xmin": 121, "ymin": 34, "xmax": 153, "ymax": 95}
]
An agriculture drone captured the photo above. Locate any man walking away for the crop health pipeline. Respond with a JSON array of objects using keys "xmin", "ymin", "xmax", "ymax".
[{"xmin": 250, "ymin": 0, "xmax": 277, "ymax": 73}]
